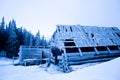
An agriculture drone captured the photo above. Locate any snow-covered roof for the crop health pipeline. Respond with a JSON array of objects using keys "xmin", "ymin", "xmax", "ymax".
[{"xmin": 50, "ymin": 25, "xmax": 120, "ymax": 47}]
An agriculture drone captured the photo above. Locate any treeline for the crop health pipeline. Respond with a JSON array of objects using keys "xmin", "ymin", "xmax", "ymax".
[{"xmin": 0, "ymin": 17, "xmax": 48, "ymax": 58}]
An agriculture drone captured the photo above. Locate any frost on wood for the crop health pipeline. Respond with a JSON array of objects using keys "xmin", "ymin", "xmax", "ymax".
[
  {"xmin": 19, "ymin": 46, "xmax": 51, "ymax": 65},
  {"xmin": 50, "ymin": 25, "xmax": 120, "ymax": 47},
  {"xmin": 50, "ymin": 25, "xmax": 120, "ymax": 66}
]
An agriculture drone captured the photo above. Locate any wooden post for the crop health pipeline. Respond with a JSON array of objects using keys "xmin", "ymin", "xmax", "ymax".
[
  {"xmin": 118, "ymin": 45, "xmax": 120, "ymax": 50},
  {"xmin": 62, "ymin": 47, "xmax": 69, "ymax": 72},
  {"xmin": 78, "ymin": 47, "xmax": 83, "ymax": 56},
  {"xmin": 94, "ymin": 47, "xmax": 99, "ymax": 54},
  {"xmin": 106, "ymin": 46, "xmax": 111, "ymax": 53}
]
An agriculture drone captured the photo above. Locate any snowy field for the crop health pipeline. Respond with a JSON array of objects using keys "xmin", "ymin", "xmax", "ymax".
[{"xmin": 0, "ymin": 57, "xmax": 120, "ymax": 80}]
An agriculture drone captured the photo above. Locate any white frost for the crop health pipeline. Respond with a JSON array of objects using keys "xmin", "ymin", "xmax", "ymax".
[{"xmin": 0, "ymin": 57, "xmax": 120, "ymax": 80}]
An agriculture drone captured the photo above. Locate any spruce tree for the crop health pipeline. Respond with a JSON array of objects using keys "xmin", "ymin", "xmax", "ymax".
[
  {"xmin": 34, "ymin": 30, "xmax": 41, "ymax": 46},
  {"xmin": 41, "ymin": 36, "xmax": 47, "ymax": 46},
  {"xmin": 0, "ymin": 17, "xmax": 7, "ymax": 51},
  {"xmin": 23, "ymin": 29, "xmax": 30, "ymax": 46},
  {"xmin": 29, "ymin": 32, "xmax": 34, "ymax": 46},
  {"xmin": 6, "ymin": 19, "xmax": 19, "ymax": 58},
  {"xmin": 0, "ymin": 17, "xmax": 48, "ymax": 58}
]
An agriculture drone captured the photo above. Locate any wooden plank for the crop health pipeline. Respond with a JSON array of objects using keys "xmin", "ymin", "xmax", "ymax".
[{"xmin": 68, "ymin": 57, "xmax": 114, "ymax": 65}]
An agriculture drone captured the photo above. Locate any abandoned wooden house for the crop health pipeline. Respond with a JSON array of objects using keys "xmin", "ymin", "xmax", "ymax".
[
  {"xmin": 50, "ymin": 25, "xmax": 120, "ymax": 66},
  {"xmin": 19, "ymin": 46, "xmax": 51, "ymax": 66}
]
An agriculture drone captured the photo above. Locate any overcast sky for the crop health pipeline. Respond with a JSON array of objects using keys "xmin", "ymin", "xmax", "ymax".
[{"xmin": 0, "ymin": 0, "xmax": 120, "ymax": 40}]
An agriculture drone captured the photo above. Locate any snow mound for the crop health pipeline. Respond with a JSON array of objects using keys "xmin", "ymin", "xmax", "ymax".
[
  {"xmin": 0, "ymin": 57, "xmax": 120, "ymax": 80},
  {"xmin": 50, "ymin": 57, "xmax": 120, "ymax": 80}
]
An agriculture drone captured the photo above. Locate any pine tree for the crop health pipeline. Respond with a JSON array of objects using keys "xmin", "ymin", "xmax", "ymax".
[
  {"xmin": 16, "ymin": 27, "xmax": 24, "ymax": 45},
  {"xmin": 6, "ymin": 19, "xmax": 19, "ymax": 58},
  {"xmin": 0, "ymin": 17, "xmax": 7, "ymax": 51},
  {"xmin": 23, "ymin": 29, "xmax": 30, "ymax": 46},
  {"xmin": 34, "ymin": 30, "xmax": 41, "ymax": 46},
  {"xmin": 29, "ymin": 32, "xmax": 34, "ymax": 46},
  {"xmin": 0, "ymin": 17, "xmax": 48, "ymax": 58},
  {"xmin": 41, "ymin": 36, "xmax": 47, "ymax": 46},
  {"xmin": 0, "ymin": 17, "xmax": 5, "ymax": 29}
]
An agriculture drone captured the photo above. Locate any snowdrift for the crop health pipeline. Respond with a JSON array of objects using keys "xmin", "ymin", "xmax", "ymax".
[
  {"xmin": 0, "ymin": 57, "xmax": 120, "ymax": 80},
  {"xmin": 50, "ymin": 57, "xmax": 120, "ymax": 80}
]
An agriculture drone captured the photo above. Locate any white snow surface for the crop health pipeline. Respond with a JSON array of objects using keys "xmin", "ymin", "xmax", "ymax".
[{"xmin": 0, "ymin": 57, "xmax": 120, "ymax": 80}]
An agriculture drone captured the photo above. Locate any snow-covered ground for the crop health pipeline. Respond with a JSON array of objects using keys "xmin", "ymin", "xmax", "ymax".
[{"xmin": 0, "ymin": 57, "xmax": 120, "ymax": 80}]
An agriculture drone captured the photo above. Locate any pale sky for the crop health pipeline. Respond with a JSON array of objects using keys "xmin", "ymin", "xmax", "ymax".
[{"xmin": 0, "ymin": 0, "xmax": 120, "ymax": 40}]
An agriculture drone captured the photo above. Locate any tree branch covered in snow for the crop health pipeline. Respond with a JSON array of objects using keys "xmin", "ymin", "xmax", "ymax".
[{"xmin": 0, "ymin": 17, "xmax": 48, "ymax": 58}]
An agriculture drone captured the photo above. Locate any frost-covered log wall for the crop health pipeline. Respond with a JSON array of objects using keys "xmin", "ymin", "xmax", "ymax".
[{"xmin": 19, "ymin": 46, "xmax": 51, "ymax": 65}]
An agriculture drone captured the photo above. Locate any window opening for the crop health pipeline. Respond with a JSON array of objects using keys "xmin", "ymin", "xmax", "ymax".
[
  {"xmin": 108, "ymin": 46, "xmax": 119, "ymax": 50},
  {"xmin": 80, "ymin": 47, "xmax": 95, "ymax": 52},
  {"xmin": 64, "ymin": 42, "xmax": 76, "ymax": 46},
  {"xmin": 65, "ymin": 47, "xmax": 79, "ymax": 53},
  {"xmin": 65, "ymin": 39, "xmax": 73, "ymax": 41},
  {"xmin": 96, "ymin": 46, "xmax": 107, "ymax": 51}
]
